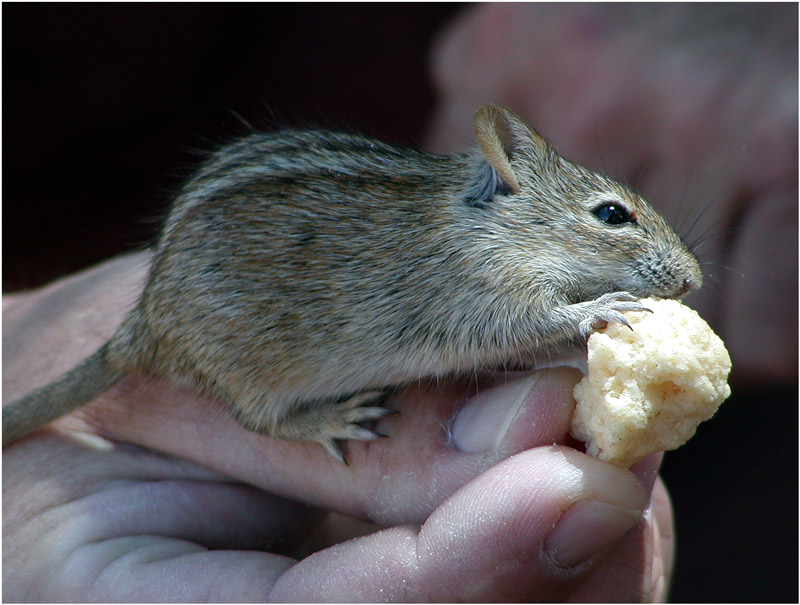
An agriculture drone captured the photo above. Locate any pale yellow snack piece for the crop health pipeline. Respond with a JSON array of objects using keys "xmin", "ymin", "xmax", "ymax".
[{"xmin": 570, "ymin": 297, "xmax": 731, "ymax": 467}]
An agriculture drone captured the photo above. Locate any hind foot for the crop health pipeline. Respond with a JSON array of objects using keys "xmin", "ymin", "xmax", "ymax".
[{"xmin": 275, "ymin": 390, "xmax": 394, "ymax": 463}]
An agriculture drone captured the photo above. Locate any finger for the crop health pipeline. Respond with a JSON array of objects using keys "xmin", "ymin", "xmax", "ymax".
[
  {"xmin": 76, "ymin": 476, "xmax": 322, "ymax": 552},
  {"xmin": 563, "ymin": 497, "xmax": 671, "ymax": 603},
  {"xmin": 564, "ymin": 458, "xmax": 674, "ymax": 602},
  {"xmin": 20, "ymin": 538, "xmax": 291, "ymax": 603},
  {"xmin": 363, "ymin": 367, "xmax": 585, "ymax": 525},
  {"xmin": 450, "ymin": 367, "xmax": 583, "ymax": 455},
  {"xmin": 269, "ymin": 446, "xmax": 650, "ymax": 602},
  {"xmin": 77, "ymin": 366, "xmax": 583, "ymax": 526},
  {"xmin": 651, "ymin": 476, "xmax": 676, "ymax": 590},
  {"xmin": 2, "ymin": 435, "xmax": 324, "ymax": 603}
]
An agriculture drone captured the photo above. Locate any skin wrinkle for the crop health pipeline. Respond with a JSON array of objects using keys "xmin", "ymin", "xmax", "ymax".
[{"xmin": 8, "ymin": 442, "xmax": 301, "ymax": 602}]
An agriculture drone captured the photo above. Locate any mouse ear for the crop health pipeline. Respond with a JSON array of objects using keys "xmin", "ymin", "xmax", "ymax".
[{"xmin": 472, "ymin": 104, "xmax": 552, "ymax": 195}]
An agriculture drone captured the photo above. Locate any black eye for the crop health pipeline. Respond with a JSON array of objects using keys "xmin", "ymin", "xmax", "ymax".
[{"xmin": 592, "ymin": 202, "xmax": 635, "ymax": 225}]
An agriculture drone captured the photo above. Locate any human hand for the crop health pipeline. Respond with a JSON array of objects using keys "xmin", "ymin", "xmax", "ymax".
[
  {"xmin": 425, "ymin": 3, "xmax": 797, "ymax": 385},
  {"xmin": 4, "ymin": 253, "xmax": 673, "ymax": 601}
]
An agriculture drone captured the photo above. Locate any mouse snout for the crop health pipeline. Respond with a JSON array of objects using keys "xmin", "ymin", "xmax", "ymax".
[
  {"xmin": 672, "ymin": 259, "xmax": 703, "ymax": 298},
  {"xmin": 638, "ymin": 249, "xmax": 703, "ymax": 299},
  {"xmin": 675, "ymin": 276, "xmax": 700, "ymax": 298}
]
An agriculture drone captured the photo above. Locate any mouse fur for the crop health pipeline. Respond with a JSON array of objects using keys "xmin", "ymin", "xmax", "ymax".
[{"xmin": 2, "ymin": 104, "xmax": 702, "ymax": 459}]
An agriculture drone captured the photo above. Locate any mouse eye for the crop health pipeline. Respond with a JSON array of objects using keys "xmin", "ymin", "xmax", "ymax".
[{"xmin": 592, "ymin": 202, "xmax": 635, "ymax": 225}]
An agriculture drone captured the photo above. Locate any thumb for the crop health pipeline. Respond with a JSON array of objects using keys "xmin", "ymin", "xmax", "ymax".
[{"xmin": 270, "ymin": 446, "xmax": 650, "ymax": 602}]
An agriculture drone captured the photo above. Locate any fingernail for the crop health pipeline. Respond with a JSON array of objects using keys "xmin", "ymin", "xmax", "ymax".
[
  {"xmin": 451, "ymin": 373, "xmax": 541, "ymax": 453},
  {"xmin": 544, "ymin": 500, "xmax": 643, "ymax": 568}
]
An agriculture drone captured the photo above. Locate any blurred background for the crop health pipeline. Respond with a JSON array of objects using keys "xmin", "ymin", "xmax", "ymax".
[{"xmin": 4, "ymin": 4, "xmax": 797, "ymax": 601}]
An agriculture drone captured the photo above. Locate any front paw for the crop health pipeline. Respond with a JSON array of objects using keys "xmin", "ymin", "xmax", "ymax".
[{"xmin": 577, "ymin": 292, "xmax": 651, "ymax": 340}]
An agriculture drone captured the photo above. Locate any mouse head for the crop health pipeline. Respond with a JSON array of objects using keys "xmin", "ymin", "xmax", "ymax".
[{"xmin": 465, "ymin": 104, "xmax": 702, "ymax": 303}]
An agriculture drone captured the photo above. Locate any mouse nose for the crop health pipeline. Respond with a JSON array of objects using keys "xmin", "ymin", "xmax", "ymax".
[
  {"xmin": 675, "ymin": 280, "xmax": 692, "ymax": 298},
  {"xmin": 675, "ymin": 273, "xmax": 702, "ymax": 298},
  {"xmin": 675, "ymin": 253, "xmax": 704, "ymax": 298}
]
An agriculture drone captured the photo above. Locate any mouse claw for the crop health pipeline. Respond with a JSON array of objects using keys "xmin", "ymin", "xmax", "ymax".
[
  {"xmin": 577, "ymin": 291, "xmax": 651, "ymax": 339},
  {"xmin": 613, "ymin": 301, "xmax": 653, "ymax": 315},
  {"xmin": 578, "ymin": 314, "xmax": 625, "ymax": 340},
  {"xmin": 321, "ymin": 438, "xmax": 348, "ymax": 465},
  {"xmin": 275, "ymin": 390, "xmax": 395, "ymax": 463},
  {"xmin": 607, "ymin": 291, "xmax": 639, "ymax": 303}
]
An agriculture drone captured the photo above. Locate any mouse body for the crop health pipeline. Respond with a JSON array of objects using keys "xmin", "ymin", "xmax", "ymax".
[{"xmin": 3, "ymin": 105, "xmax": 702, "ymax": 458}]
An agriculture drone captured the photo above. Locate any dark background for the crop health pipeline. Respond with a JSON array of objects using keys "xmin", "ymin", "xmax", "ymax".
[
  {"xmin": 3, "ymin": 5, "xmax": 797, "ymax": 602},
  {"xmin": 4, "ymin": 4, "xmax": 461, "ymax": 292}
]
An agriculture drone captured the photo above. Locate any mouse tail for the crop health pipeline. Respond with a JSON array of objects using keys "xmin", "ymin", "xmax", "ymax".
[{"xmin": 3, "ymin": 343, "xmax": 124, "ymax": 447}]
